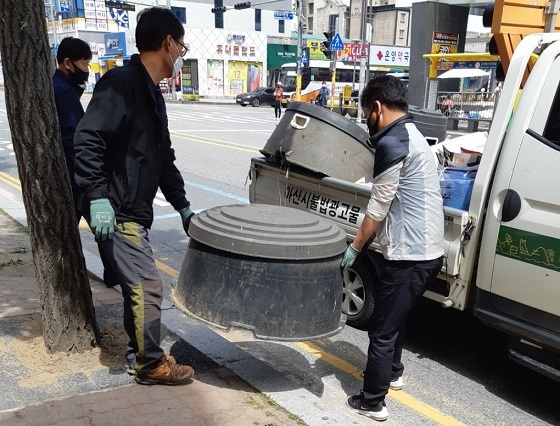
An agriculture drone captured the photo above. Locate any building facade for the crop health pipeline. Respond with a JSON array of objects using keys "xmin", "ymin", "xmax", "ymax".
[
  {"xmin": 303, "ymin": 0, "xmax": 350, "ymax": 37},
  {"xmin": 370, "ymin": 5, "xmax": 411, "ymax": 46}
]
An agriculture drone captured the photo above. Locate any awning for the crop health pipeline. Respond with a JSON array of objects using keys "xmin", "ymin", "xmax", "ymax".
[{"xmin": 437, "ymin": 68, "xmax": 490, "ymax": 79}]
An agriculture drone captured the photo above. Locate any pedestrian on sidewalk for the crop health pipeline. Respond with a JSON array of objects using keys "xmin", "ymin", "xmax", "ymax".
[
  {"xmin": 273, "ymin": 82, "xmax": 283, "ymax": 120},
  {"xmin": 52, "ymin": 37, "xmax": 120, "ymax": 289},
  {"xmin": 317, "ymin": 82, "xmax": 330, "ymax": 108},
  {"xmin": 74, "ymin": 7, "xmax": 195, "ymax": 386},
  {"xmin": 342, "ymin": 76, "xmax": 444, "ymax": 421}
]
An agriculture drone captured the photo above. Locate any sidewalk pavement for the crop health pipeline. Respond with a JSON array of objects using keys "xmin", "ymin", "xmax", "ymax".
[
  {"xmin": 0, "ymin": 212, "xmax": 302, "ymax": 426},
  {"xmin": 0, "ymin": 207, "xmax": 370, "ymax": 426}
]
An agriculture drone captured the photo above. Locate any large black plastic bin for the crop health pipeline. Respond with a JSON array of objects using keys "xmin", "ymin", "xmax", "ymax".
[
  {"xmin": 261, "ymin": 102, "xmax": 373, "ymax": 183},
  {"xmin": 174, "ymin": 204, "xmax": 347, "ymax": 341},
  {"xmin": 409, "ymin": 105, "xmax": 448, "ymax": 144}
]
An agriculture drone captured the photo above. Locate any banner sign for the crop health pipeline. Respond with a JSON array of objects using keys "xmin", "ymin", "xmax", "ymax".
[{"xmin": 431, "ymin": 32, "xmax": 459, "ymax": 54}]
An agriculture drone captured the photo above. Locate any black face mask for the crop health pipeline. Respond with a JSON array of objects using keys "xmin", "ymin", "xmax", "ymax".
[
  {"xmin": 69, "ymin": 61, "xmax": 89, "ymax": 85},
  {"xmin": 366, "ymin": 106, "xmax": 380, "ymax": 137}
]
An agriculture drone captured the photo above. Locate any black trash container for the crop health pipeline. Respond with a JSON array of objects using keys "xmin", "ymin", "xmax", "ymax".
[
  {"xmin": 408, "ymin": 105, "xmax": 448, "ymax": 144},
  {"xmin": 174, "ymin": 204, "xmax": 347, "ymax": 341},
  {"xmin": 261, "ymin": 102, "xmax": 373, "ymax": 183}
]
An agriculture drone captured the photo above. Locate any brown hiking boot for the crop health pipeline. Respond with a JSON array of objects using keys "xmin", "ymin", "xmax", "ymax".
[{"xmin": 135, "ymin": 354, "xmax": 194, "ymax": 385}]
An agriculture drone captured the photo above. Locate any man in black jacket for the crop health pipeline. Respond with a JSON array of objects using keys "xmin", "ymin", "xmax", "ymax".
[
  {"xmin": 52, "ymin": 37, "xmax": 120, "ymax": 289},
  {"xmin": 74, "ymin": 7, "xmax": 195, "ymax": 386}
]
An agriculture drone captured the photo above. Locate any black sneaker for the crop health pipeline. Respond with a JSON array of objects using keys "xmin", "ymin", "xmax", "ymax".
[
  {"xmin": 361, "ymin": 370, "xmax": 403, "ymax": 390},
  {"xmin": 347, "ymin": 392, "xmax": 389, "ymax": 421}
]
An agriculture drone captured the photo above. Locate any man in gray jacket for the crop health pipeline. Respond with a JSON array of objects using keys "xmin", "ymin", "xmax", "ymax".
[{"xmin": 342, "ymin": 76, "xmax": 444, "ymax": 421}]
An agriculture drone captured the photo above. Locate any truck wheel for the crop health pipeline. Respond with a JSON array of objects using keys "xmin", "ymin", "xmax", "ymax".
[{"xmin": 342, "ymin": 258, "xmax": 375, "ymax": 329}]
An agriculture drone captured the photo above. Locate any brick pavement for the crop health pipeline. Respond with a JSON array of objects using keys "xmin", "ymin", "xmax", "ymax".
[
  {"xmin": 0, "ymin": 212, "xmax": 303, "ymax": 426},
  {"xmin": 0, "ymin": 368, "xmax": 302, "ymax": 426}
]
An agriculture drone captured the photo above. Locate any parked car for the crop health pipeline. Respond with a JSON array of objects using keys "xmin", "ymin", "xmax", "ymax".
[{"xmin": 236, "ymin": 87, "xmax": 276, "ymax": 107}]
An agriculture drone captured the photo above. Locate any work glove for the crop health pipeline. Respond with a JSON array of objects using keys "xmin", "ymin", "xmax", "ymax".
[
  {"xmin": 179, "ymin": 208, "xmax": 195, "ymax": 235},
  {"xmin": 90, "ymin": 198, "xmax": 116, "ymax": 241},
  {"xmin": 341, "ymin": 244, "xmax": 360, "ymax": 271}
]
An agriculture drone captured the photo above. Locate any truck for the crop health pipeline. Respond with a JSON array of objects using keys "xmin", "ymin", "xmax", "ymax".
[{"xmin": 248, "ymin": 33, "xmax": 560, "ymax": 382}]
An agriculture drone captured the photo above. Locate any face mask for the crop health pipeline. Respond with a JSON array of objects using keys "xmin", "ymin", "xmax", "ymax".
[
  {"xmin": 366, "ymin": 105, "xmax": 380, "ymax": 136},
  {"xmin": 69, "ymin": 61, "xmax": 89, "ymax": 85},
  {"xmin": 169, "ymin": 40, "xmax": 183, "ymax": 79}
]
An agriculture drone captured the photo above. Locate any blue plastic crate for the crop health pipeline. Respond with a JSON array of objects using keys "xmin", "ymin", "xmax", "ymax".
[{"xmin": 440, "ymin": 169, "xmax": 476, "ymax": 211}]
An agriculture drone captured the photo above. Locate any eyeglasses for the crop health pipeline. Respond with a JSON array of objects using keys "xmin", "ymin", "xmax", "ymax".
[{"xmin": 175, "ymin": 40, "xmax": 189, "ymax": 57}]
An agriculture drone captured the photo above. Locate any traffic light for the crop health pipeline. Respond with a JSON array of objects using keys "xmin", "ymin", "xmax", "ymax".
[
  {"xmin": 322, "ymin": 31, "xmax": 334, "ymax": 59},
  {"xmin": 234, "ymin": 1, "xmax": 251, "ymax": 9},
  {"xmin": 211, "ymin": 6, "xmax": 227, "ymax": 12}
]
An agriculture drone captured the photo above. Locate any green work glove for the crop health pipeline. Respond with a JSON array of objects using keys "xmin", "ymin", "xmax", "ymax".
[
  {"xmin": 90, "ymin": 198, "xmax": 116, "ymax": 241},
  {"xmin": 179, "ymin": 208, "xmax": 195, "ymax": 235},
  {"xmin": 341, "ymin": 244, "xmax": 360, "ymax": 271}
]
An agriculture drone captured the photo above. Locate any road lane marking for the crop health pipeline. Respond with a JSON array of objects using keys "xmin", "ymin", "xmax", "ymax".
[
  {"xmin": 155, "ymin": 259, "xmax": 179, "ymax": 278},
  {"xmin": 182, "ymin": 179, "xmax": 249, "ymax": 203},
  {"xmin": 0, "ymin": 170, "xmax": 21, "ymax": 191},
  {"xmin": 176, "ymin": 133, "xmax": 261, "ymax": 149},
  {"xmin": 170, "ymin": 132, "xmax": 261, "ymax": 153},
  {"xmin": 295, "ymin": 341, "xmax": 466, "ymax": 426}
]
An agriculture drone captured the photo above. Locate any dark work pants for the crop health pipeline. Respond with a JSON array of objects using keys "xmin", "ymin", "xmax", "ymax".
[
  {"xmin": 96, "ymin": 221, "xmax": 165, "ymax": 374},
  {"xmin": 363, "ymin": 253, "xmax": 443, "ymax": 403},
  {"xmin": 274, "ymin": 100, "xmax": 282, "ymax": 118}
]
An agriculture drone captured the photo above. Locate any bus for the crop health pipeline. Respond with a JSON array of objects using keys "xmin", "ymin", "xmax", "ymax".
[{"xmin": 275, "ymin": 60, "xmax": 408, "ymax": 106}]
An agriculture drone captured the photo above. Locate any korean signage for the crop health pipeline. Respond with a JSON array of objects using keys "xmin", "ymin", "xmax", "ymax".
[
  {"xmin": 273, "ymin": 11, "xmax": 293, "ymax": 19},
  {"xmin": 369, "ymin": 45, "xmax": 410, "ymax": 67},
  {"xmin": 307, "ymin": 40, "xmax": 328, "ymax": 61},
  {"xmin": 81, "ymin": 0, "xmax": 129, "ymax": 31},
  {"xmin": 337, "ymin": 42, "xmax": 369, "ymax": 62},
  {"xmin": 105, "ymin": 0, "xmax": 135, "ymax": 11},
  {"xmin": 431, "ymin": 32, "xmax": 459, "ymax": 54},
  {"xmin": 84, "ymin": 0, "xmax": 108, "ymax": 31}
]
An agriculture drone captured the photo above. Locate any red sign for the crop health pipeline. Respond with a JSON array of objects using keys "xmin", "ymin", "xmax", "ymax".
[{"xmin": 337, "ymin": 42, "xmax": 369, "ymax": 62}]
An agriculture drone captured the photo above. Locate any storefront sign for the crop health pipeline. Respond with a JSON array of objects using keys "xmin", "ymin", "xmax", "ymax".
[
  {"xmin": 307, "ymin": 40, "xmax": 328, "ymax": 61},
  {"xmin": 337, "ymin": 42, "xmax": 369, "ymax": 62},
  {"xmin": 369, "ymin": 45, "xmax": 410, "ymax": 67},
  {"xmin": 432, "ymin": 32, "xmax": 459, "ymax": 54},
  {"xmin": 217, "ymin": 44, "xmax": 256, "ymax": 57}
]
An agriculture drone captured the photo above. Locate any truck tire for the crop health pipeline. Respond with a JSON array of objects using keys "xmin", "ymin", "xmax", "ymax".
[{"xmin": 342, "ymin": 257, "xmax": 375, "ymax": 329}]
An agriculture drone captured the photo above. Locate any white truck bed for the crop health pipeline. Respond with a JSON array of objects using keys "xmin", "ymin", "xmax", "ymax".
[{"xmin": 249, "ymin": 156, "xmax": 475, "ymax": 311}]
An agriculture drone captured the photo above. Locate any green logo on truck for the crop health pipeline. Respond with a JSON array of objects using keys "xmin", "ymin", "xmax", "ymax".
[{"xmin": 497, "ymin": 226, "xmax": 560, "ymax": 272}]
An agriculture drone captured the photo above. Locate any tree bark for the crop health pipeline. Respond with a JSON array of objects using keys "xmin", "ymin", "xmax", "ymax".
[{"xmin": 0, "ymin": 1, "xmax": 100, "ymax": 352}]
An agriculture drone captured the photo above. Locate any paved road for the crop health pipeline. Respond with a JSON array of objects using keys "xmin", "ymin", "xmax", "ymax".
[{"xmin": 1, "ymin": 95, "xmax": 559, "ymax": 426}]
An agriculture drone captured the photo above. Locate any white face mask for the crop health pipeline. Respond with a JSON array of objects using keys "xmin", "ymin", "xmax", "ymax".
[{"xmin": 169, "ymin": 40, "xmax": 183, "ymax": 79}]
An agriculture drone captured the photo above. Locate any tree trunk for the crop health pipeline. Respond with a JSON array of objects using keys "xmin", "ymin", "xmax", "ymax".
[{"xmin": 0, "ymin": 1, "xmax": 100, "ymax": 352}]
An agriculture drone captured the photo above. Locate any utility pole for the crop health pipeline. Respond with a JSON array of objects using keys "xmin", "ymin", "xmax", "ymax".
[
  {"xmin": 295, "ymin": 0, "xmax": 303, "ymax": 101},
  {"xmin": 329, "ymin": 17, "xmax": 338, "ymax": 110},
  {"xmin": 357, "ymin": 0, "xmax": 368, "ymax": 121}
]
